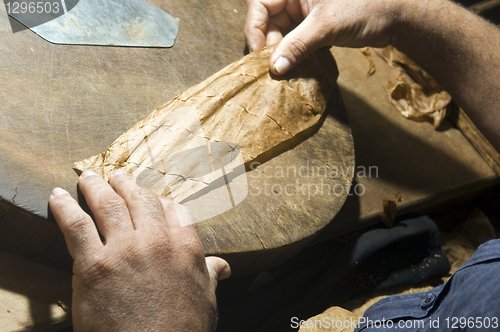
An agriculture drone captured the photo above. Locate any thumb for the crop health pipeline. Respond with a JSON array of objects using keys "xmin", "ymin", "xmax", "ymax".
[
  {"xmin": 205, "ymin": 256, "xmax": 231, "ymax": 288},
  {"xmin": 270, "ymin": 9, "xmax": 329, "ymax": 75}
]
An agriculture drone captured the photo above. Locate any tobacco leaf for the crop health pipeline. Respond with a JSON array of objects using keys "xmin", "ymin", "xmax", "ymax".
[
  {"xmin": 360, "ymin": 47, "xmax": 376, "ymax": 77},
  {"xmin": 74, "ymin": 46, "xmax": 338, "ymax": 203},
  {"xmin": 388, "ymin": 73, "xmax": 450, "ymax": 128},
  {"xmin": 380, "ymin": 193, "xmax": 402, "ymax": 228},
  {"xmin": 374, "ymin": 46, "xmax": 451, "ymax": 129}
]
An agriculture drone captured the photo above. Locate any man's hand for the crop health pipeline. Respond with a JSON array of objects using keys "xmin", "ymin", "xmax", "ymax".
[
  {"xmin": 244, "ymin": 0, "xmax": 400, "ymax": 75},
  {"xmin": 49, "ymin": 169, "xmax": 230, "ymax": 332},
  {"xmin": 246, "ymin": 0, "xmax": 500, "ymax": 152}
]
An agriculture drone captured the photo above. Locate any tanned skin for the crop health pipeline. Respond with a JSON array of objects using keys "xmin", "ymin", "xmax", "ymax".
[{"xmin": 49, "ymin": 1, "xmax": 500, "ymax": 331}]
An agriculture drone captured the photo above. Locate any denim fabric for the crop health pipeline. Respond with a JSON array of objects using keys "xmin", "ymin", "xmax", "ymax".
[{"xmin": 355, "ymin": 239, "xmax": 500, "ymax": 331}]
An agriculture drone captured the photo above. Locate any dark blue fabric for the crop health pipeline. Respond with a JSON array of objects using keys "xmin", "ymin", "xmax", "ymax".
[
  {"xmin": 217, "ymin": 215, "xmax": 450, "ymax": 331},
  {"xmin": 355, "ymin": 239, "xmax": 500, "ymax": 331}
]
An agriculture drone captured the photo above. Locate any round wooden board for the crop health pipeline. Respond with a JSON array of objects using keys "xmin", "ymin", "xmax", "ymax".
[
  {"xmin": 195, "ymin": 92, "xmax": 354, "ymax": 276},
  {"xmin": 0, "ymin": 0, "xmax": 354, "ymax": 276}
]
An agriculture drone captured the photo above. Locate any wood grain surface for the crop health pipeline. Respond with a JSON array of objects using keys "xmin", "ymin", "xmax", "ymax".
[
  {"xmin": 0, "ymin": 248, "xmax": 71, "ymax": 332},
  {"xmin": 1, "ymin": 2, "xmax": 499, "ymax": 330},
  {"xmin": 449, "ymin": 105, "xmax": 500, "ymax": 176},
  {"xmin": 313, "ymin": 47, "xmax": 499, "ymax": 242},
  {"xmin": 0, "ymin": 0, "xmax": 354, "ymax": 276}
]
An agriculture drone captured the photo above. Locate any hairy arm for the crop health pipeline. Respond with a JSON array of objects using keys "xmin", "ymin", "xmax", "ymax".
[
  {"xmin": 394, "ymin": 0, "xmax": 500, "ymax": 150},
  {"xmin": 49, "ymin": 170, "xmax": 230, "ymax": 332},
  {"xmin": 245, "ymin": 0, "xmax": 500, "ymax": 149}
]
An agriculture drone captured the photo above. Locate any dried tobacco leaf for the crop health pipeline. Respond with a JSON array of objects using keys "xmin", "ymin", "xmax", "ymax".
[
  {"xmin": 380, "ymin": 193, "xmax": 402, "ymax": 227},
  {"xmin": 374, "ymin": 46, "xmax": 451, "ymax": 128},
  {"xmin": 74, "ymin": 46, "xmax": 338, "ymax": 203},
  {"xmin": 360, "ymin": 47, "xmax": 376, "ymax": 77},
  {"xmin": 388, "ymin": 73, "xmax": 450, "ymax": 128}
]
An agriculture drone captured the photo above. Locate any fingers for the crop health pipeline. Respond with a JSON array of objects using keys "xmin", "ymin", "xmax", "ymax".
[
  {"xmin": 270, "ymin": 7, "xmax": 331, "ymax": 75},
  {"xmin": 108, "ymin": 169, "xmax": 197, "ymax": 229},
  {"xmin": 49, "ymin": 188, "xmax": 102, "ymax": 259},
  {"xmin": 158, "ymin": 196, "xmax": 197, "ymax": 228},
  {"xmin": 54, "ymin": 168, "xmax": 197, "ymax": 256},
  {"xmin": 245, "ymin": 0, "xmax": 271, "ymax": 51},
  {"xmin": 265, "ymin": 23, "xmax": 284, "ymax": 46},
  {"xmin": 266, "ymin": 9, "xmax": 295, "ymax": 46},
  {"xmin": 78, "ymin": 170, "xmax": 134, "ymax": 241},
  {"xmin": 245, "ymin": 0, "xmax": 320, "ymax": 75},
  {"xmin": 109, "ymin": 169, "xmax": 168, "ymax": 229},
  {"xmin": 205, "ymin": 256, "xmax": 231, "ymax": 288},
  {"xmin": 283, "ymin": 0, "xmax": 303, "ymax": 24},
  {"xmin": 245, "ymin": 0, "xmax": 290, "ymax": 51},
  {"xmin": 268, "ymin": 9, "xmax": 293, "ymax": 31},
  {"xmin": 245, "ymin": 0, "xmax": 304, "ymax": 52}
]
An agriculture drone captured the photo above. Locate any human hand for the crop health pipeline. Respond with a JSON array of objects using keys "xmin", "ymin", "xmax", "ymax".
[
  {"xmin": 244, "ymin": 0, "xmax": 401, "ymax": 75},
  {"xmin": 49, "ymin": 169, "xmax": 230, "ymax": 332}
]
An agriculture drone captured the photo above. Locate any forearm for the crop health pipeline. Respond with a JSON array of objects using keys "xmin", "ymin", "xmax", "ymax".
[{"xmin": 393, "ymin": 0, "xmax": 500, "ymax": 150}]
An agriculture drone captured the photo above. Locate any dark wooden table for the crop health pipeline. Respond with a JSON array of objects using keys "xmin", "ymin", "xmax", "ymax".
[
  {"xmin": 1, "ymin": 1, "xmax": 499, "ymax": 330},
  {"xmin": 0, "ymin": 0, "xmax": 354, "ymax": 278}
]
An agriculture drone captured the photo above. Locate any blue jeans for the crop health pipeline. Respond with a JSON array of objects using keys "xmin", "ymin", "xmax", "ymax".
[{"xmin": 355, "ymin": 239, "xmax": 500, "ymax": 331}]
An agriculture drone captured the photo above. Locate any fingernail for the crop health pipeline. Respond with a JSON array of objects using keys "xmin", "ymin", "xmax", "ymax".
[
  {"xmin": 52, "ymin": 187, "xmax": 68, "ymax": 197},
  {"xmin": 220, "ymin": 265, "xmax": 231, "ymax": 280},
  {"xmin": 81, "ymin": 170, "xmax": 97, "ymax": 178},
  {"xmin": 111, "ymin": 169, "xmax": 128, "ymax": 177},
  {"xmin": 274, "ymin": 57, "xmax": 291, "ymax": 75}
]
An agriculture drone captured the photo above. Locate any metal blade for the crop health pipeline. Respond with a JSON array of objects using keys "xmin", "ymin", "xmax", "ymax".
[{"xmin": 9, "ymin": 0, "xmax": 180, "ymax": 47}]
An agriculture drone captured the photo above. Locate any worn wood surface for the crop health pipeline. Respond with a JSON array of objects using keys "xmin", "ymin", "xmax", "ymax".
[
  {"xmin": 469, "ymin": 0, "xmax": 500, "ymax": 13},
  {"xmin": 1, "ymin": 2, "xmax": 499, "ymax": 331},
  {"xmin": 449, "ymin": 105, "xmax": 500, "ymax": 176},
  {"xmin": 0, "ymin": 248, "xmax": 71, "ymax": 332},
  {"xmin": 313, "ymin": 47, "xmax": 499, "ymax": 242},
  {"xmin": 0, "ymin": 0, "xmax": 354, "ymax": 277}
]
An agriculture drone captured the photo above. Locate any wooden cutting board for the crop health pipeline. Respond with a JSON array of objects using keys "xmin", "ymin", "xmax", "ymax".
[
  {"xmin": 0, "ymin": 0, "xmax": 354, "ymax": 276},
  {"xmin": 2, "ymin": 1, "xmax": 499, "ymax": 331}
]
